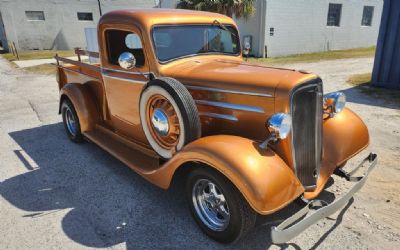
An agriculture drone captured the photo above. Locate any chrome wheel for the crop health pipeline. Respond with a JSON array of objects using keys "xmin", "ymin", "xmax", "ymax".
[
  {"xmin": 65, "ymin": 106, "xmax": 77, "ymax": 136},
  {"xmin": 192, "ymin": 179, "xmax": 230, "ymax": 231}
]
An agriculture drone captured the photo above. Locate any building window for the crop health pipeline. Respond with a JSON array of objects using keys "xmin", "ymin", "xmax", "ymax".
[
  {"xmin": 77, "ymin": 12, "xmax": 93, "ymax": 21},
  {"xmin": 327, "ymin": 3, "xmax": 342, "ymax": 26},
  {"xmin": 25, "ymin": 11, "xmax": 45, "ymax": 21},
  {"xmin": 361, "ymin": 6, "xmax": 374, "ymax": 26}
]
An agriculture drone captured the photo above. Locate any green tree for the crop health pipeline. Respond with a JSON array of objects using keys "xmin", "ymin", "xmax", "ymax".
[{"xmin": 176, "ymin": 0, "xmax": 255, "ymax": 19}]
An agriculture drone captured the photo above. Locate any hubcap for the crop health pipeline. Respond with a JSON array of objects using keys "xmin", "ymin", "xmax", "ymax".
[
  {"xmin": 65, "ymin": 106, "xmax": 77, "ymax": 136},
  {"xmin": 192, "ymin": 179, "xmax": 230, "ymax": 231},
  {"xmin": 151, "ymin": 108, "xmax": 169, "ymax": 136},
  {"xmin": 146, "ymin": 94, "xmax": 180, "ymax": 149}
]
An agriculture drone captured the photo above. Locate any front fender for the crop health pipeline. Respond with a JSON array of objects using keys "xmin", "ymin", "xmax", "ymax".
[
  {"xmin": 145, "ymin": 135, "xmax": 304, "ymax": 215},
  {"xmin": 323, "ymin": 107, "xmax": 369, "ymax": 166},
  {"xmin": 60, "ymin": 83, "xmax": 99, "ymax": 133},
  {"xmin": 304, "ymin": 107, "xmax": 370, "ymax": 199}
]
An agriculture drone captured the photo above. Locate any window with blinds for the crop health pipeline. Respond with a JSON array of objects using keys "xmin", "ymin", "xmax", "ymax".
[
  {"xmin": 25, "ymin": 11, "xmax": 45, "ymax": 21},
  {"xmin": 77, "ymin": 12, "xmax": 93, "ymax": 21},
  {"xmin": 362, "ymin": 6, "xmax": 374, "ymax": 26},
  {"xmin": 327, "ymin": 3, "xmax": 342, "ymax": 27}
]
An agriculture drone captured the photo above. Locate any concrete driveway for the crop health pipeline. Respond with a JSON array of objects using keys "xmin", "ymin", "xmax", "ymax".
[{"xmin": 0, "ymin": 56, "xmax": 399, "ymax": 249}]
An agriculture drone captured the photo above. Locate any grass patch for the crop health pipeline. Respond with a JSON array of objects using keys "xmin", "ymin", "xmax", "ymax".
[
  {"xmin": 250, "ymin": 47, "xmax": 375, "ymax": 65},
  {"xmin": 347, "ymin": 73, "xmax": 372, "ymax": 86},
  {"xmin": 2, "ymin": 50, "xmax": 74, "ymax": 61},
  {"xmin": 23, "ymin": 63, "xmax": 56, "ymax": 75}
]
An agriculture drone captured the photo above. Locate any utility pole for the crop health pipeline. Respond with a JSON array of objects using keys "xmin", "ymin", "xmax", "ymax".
[{"xmin": 97, "ymin": 0, "xmax": 102, "ymax": 16}]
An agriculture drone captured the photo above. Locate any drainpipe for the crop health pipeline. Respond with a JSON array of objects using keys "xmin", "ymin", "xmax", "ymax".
[
  {"xmin": 258, "ymin": 0, "xmax": 267, "ymax": 58},
  {"xmin": 97, "ymin": 0, "xmax": 102, "ymax": 16}
]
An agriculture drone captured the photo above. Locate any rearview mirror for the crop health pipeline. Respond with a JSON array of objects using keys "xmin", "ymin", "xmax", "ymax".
[{"xmin": 118, "ymin": 52, "xmax": 136, "ymax": 69}]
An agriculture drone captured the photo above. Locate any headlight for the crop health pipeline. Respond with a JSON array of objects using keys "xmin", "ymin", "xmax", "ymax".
[
  {"xmin": 324, "ymin": 92, "xmax": 346, "ymax": 114},
  {"xmin": 268, "ymin": 113, "xmax": 292, "ymax": 140}
]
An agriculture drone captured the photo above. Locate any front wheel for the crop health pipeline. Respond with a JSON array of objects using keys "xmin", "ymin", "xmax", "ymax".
[{"xmin": 186, "ymin": 168, "xmax": 256, "ymax": 243}]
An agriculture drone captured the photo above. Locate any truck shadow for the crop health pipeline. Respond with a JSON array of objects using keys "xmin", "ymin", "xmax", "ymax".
[
  {"xmin": 339, "ymin": 83, "xmax": 400, "ymax": 110},
  {"xmin": 1, "ymin": 123, "xmax": 349, "ymax": 249}
]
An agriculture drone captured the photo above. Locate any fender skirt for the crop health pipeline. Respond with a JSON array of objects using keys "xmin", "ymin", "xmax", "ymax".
[
  {"xmin": 59, "ymin": 83, "xmax": 99, "ymax": 133},
  {"xmin": 144, "ymin": 135, "xmax": 305, "ymax": 215}
]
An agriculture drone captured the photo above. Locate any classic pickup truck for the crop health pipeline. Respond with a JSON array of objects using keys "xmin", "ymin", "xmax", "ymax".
[{"xmin": 55, "ymin": 9, "xmax": 377, "ymax": 244}]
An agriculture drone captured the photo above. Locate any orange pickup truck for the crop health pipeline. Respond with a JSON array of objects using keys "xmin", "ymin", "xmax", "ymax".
[{"xmin": 55, "ymin": 9, "xmax": 377, "ymax": 243}]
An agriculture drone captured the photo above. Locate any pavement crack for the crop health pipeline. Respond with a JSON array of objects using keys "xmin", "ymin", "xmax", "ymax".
[{"xmin": 28, "ymin": 100, "xmax": 43, "ymax": 123}]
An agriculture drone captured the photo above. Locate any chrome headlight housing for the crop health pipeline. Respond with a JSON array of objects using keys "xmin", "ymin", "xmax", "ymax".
[
  {"xmin": 324, "ymin": 92, "xmax": 346, "ymax": 114},
  {"xmin": 268, "ymin": 113, "xmax": 292, "ymax": 140}
]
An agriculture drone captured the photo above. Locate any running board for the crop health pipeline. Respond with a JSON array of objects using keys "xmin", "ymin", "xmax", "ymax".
[{"xmin": 84, "ymin": 126, "xmax": 160, "ymax": 174}]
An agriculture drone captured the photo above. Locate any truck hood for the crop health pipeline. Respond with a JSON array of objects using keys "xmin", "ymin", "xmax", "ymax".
[{"xmin": 162, "ymin": 58, "xmax": 318, "ymax": 97}]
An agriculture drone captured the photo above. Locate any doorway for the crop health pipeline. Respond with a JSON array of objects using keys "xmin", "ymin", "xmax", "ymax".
[{"xmin": 0, "ymin": 12, "xmax": 9, "ymax": 53}]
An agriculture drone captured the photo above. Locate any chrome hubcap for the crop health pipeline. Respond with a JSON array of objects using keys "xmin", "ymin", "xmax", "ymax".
[
  {"xmin": 151, "ymin": 108, "xmax": 169, "ymax": 136},
  {"xmin": 192, "ymin": 179, "xmax": 230, "ymax": 231},
  {"xmin": 65, "ymin": 107, "xmax": 77, "ymax": 136}
]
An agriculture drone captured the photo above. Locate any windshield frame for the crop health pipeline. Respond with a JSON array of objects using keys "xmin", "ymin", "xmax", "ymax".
[{"xmin": 151, "ymin": 24, "xmax": 241, "ymax": 64}]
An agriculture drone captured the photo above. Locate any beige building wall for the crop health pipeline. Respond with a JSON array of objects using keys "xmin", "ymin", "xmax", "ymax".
[{"xmin": 0, "ymin": 0, "xmax": 157, "ymax": 51}]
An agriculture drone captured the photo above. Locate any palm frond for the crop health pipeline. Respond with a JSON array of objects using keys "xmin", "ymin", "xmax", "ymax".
[{"xmin": 177, "ymin": 0, "xmax": 255, "ymax": 19}]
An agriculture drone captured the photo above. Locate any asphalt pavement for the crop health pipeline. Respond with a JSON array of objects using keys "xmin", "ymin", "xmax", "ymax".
[{"xmin": 1, "ymin": 56, "xmax": 399, "ymax": 249}]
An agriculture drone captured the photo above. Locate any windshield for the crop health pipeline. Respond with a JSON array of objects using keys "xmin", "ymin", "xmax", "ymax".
[{"xmin": 152, "ymin": 25, "xmax": 240, "ymax": 62}]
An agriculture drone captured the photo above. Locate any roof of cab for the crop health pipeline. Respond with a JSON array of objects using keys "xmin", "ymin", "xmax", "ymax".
[{"xmin": 98, "ymin": 8, "xmax": 236, "ymax": 30}]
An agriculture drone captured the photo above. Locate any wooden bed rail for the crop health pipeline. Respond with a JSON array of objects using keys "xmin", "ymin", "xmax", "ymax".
[
  {"xmin": 74, "ymin": 48, "xmax": 100, "ymax": 61},
  {"xmin": 55, "ymin": 55, "xmax": 100, "ymax": 72}
]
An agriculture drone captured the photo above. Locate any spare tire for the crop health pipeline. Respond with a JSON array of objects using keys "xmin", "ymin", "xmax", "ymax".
[{"xmin": 139, "ymin": 77, "xmax": 201, "ymax": 159}]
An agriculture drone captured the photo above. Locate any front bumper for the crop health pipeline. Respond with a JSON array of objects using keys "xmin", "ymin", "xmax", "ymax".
[{"xmin": 271, "ymin": 152, "xmax": 378, "ymax": 244}]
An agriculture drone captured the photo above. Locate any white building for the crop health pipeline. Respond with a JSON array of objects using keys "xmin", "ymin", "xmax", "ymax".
[
  {"xmin": 162, "ymin": 0, "xmax": 383, "ymax": 57},
  {"xmin": 0, "ymin": 0, "xmax": 383, "ymax": 56},
  {"xmin": 0, "ymin": 0, "xmax": 159, "ymax": 51}
]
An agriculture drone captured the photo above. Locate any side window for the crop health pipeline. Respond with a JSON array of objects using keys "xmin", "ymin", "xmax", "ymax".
[
  {"xmin": 327, "ymin": 3, "xmax": 342, "ymax": 27},
  {"xmin": 361, "ymin": 6, "xmax": 374, "ymax": 26},
  {"xmin": 105, "ymin": 30, "xmax": 145, "ymax": 67},
  {"xmin": 125, "ymin": 34, "xmax": 142, "ymax": 49}
]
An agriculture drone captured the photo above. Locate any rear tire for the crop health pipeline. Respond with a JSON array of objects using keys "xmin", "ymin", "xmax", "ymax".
[
  {"xmin": 186, "ymin": 167, "xmax": 256, "ymax": 243},
  {"xmin": 61, "ymin": 99, "xmax": 83, "ymax": 143}
]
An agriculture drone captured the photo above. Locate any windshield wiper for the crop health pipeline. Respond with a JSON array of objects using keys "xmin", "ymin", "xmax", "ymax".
[{"xmin": 213, "ymin": 19, "xmax": 237, "ymax": 37}]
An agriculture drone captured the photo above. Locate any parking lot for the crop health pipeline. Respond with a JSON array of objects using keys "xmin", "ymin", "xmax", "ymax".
[{"xmin": 0, "ymin": 56, "xmax": 399, "ymax": 249}]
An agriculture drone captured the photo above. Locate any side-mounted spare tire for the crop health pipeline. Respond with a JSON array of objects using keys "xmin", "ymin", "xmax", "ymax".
[{"xmin": 139, "ymin": 77, "xmax": 201, "ymax": 159}]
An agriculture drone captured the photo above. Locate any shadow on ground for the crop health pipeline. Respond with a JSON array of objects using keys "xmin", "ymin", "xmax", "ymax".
[
  {"xmin": 0, "ymin": 123, "xmax": 349, "ymax": 249},
  {"xmin": 339, "ymin": 83, "xmax": 400, "ymax": 110}
]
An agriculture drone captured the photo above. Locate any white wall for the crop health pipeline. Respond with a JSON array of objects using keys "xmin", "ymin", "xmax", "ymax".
[
  {"xmin": 161, "ymin": 0, "xmax": 382, "ymax": 58},
  {"xmin": 0, "ymin": 0, "xmax": 157, "ymax": 51},
  {"xmin": 101, "ymin": 0, "xmax": 159, "ymax": 12},
  {"xmin": 264, "ymin": 0, "xmax": 383, "ymax": 57},
  {"xmin": 160, "ymin": 0, "xmax": 178, "ymax": 8}
]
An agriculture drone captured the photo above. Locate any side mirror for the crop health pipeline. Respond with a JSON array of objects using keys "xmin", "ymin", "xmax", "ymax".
[
  {"xmin": 118, "ymin": 52, "xmax": 136, "ymax": 69},
  {"xmin": 243, "ymin": 42, "xmax": 251, "ymax": 56}
]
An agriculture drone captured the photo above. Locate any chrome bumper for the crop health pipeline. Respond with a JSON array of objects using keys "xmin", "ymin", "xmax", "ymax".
[{"xmin": 271, "ymin": 152, "xmax": 378, "ymax": 244}]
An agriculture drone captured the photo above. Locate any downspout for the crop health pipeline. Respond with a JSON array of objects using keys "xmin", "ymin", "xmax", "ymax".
[
  {"xmin": 97, "ymin": 0, "xmax": 102, "ymax": 16},
  {"xmin": 258, "ymin": 0, "xmax": 267, "ymax": 57}
]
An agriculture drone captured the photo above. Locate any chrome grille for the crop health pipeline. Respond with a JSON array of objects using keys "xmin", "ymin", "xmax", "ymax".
[{"xmin": 290, "ymin": 79, "xmax": 323, "ymax": 190}]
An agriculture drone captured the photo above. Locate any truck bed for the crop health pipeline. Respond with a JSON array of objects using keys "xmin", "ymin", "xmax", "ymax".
[{"xmin": 56, "ymin": 51, "xmax": 102, "ymax": 84}]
